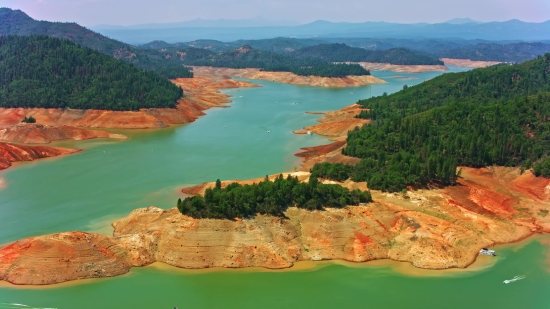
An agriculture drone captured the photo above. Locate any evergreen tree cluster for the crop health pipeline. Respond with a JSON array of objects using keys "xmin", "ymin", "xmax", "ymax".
[
  {"xmin": 177, "ymin": 175, "xmax": 372, "ymax": 219},
  {"xmin": 534, "ymin": 157, "xmax": 550, "ymax": 177},
  {"xmin": 0, "ymin": 36, "xmax": 183, "ymax": 110},
  {"xmin": 311, "ymin": 55, "xmax": 550, "ymax": 192},
  {"xmin": 21, "ymin": 115, "xmax": 36, "ymax": 123}
]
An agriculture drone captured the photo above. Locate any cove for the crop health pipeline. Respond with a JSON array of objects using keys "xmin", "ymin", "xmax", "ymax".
[{"xmin": 5, "ymin": 66, "xmax": 548, "ymax": 309}]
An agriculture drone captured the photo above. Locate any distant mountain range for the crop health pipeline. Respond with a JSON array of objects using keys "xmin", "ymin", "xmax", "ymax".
[
  {"xmin": 93, "ymin": 18, "xmax": 550, "ymax": 44},
  {"xmin": 142, "ymin": 37, "xmax": 550, "ymax": 63},
  {"xmin": 92, "ymin": 18, "xmax": 301, "ymax": 30},
  {"xmin": 443, "ymin": 18, "xmax": 481, "ymax": 24}
]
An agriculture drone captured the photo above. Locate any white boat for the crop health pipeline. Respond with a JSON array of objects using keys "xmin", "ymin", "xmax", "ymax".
[
  {"xmin": 307, "ymin": 131, "xmax": 312, "ymax": 135},
  {"xmin": 504, "ymin": 275, "xmax": 525, "ymax": 284},
  {"xmin": 479, "ymin": 248, "xmax": 496, "ymax": 256}
]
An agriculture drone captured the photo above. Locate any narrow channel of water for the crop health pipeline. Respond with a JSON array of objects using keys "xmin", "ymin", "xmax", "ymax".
[{"xmin": 5, "ymin": 66, "xmax": 546, "ymax": 309}]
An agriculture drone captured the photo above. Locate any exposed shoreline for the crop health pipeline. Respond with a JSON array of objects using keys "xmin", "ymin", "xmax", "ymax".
[
  {"xmin": 191, "ymin": 66, "xmax": 386, "ymax": 87},
  {"xmin": 0, "ymin": 142, "xmax": 81, "ymax": 172},
  {"xmin": 441, "ymin": 58, "xmax": 501, "ymax": 68},
  {"xmin": 353, "ymin": 62, "xmax": 449, "ymax": 73}
]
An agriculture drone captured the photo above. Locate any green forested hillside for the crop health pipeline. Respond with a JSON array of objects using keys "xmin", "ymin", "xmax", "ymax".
[
  {"xmin": 437, "ymin": 42, "xmax": 550, "ymax": 63},
  {"xmin": 357, "ymin": 56, "xmax": 550, "ymax": 119},
  {"xmin": 291, "ymin": 44, "xmax": 444, "ymax": 65},
  {"xmin": 0, "ymin": 36, "xmax": 183, "ymax": 110},
  {"xmin": 0, "ymin": 8, "xmax": 192, "ymax": 78},
  {"xmin": 312, "ymin": 55, "xmax": 550, "ymax": 192},
  {"xmin": 177, "ymin": 175, "xmax": 372, "ymax": 219},
  {"xmin": 179, "ymin": 46, "xmax": 370, "ymax": 77}
]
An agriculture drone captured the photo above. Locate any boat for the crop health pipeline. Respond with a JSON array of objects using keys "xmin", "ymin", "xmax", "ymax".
[
  {"xmin": 307, "ymin": 131, "xmax": 312, "ymax": 135},
  {"xmin": 503, "ymin": 275, "xmax": 525, "ymax": 284},
  {"xmin": 479, "ymin": 248, "xmax": 496, "ymax": 256}
]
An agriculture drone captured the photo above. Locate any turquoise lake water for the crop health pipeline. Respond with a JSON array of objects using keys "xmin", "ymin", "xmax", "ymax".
[{"xmin": 3, "ymin": 66, "xmax": 549, "ymax": 309}]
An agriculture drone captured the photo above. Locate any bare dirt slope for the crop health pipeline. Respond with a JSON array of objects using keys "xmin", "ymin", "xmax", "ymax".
[
  {"xmin": 0, "ymin": 142, "xmax": 80, "ymax": 171},
  {"xmin": 0, "ymin": 124, "xmax": 127, "ymax": 144},
  {"xmin": 293, "ymin": 104, "xmax": 368, "ymax": 140},
  {"xmin": 293, "ymin": 104, "xmax": 367, "ymax": 170}
]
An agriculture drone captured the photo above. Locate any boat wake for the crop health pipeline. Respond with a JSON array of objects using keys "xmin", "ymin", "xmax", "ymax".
[
  {"xmin": 0, "ymin": 303, "xmax": 57, "ymax": 309},
  {"xmin": 503, "ymin": 275, "xmax": 525, "ymax": 284}
]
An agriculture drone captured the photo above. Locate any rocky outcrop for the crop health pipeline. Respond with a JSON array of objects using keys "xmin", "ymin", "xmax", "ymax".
[
  {"xmin": 0, "ymin": 232, "xmax": 132, "ymax": 285},
  {"xmin": 0, "ymin": 75, "xmax": 257, "ymax": 129},
  {"xmin": 0, "ymin": 142, "xmax": 80, "ymax": 171},
  {"xmin": 1, "ymin": 167, "xmax": 548, "ymax": 285},
  {"xmin": 191, "ymin": 67, "xmax": 386, "ymax": 87},
  {"xmin": 0, "ymin": 124, "xmax": 127, "ymax": 144}
]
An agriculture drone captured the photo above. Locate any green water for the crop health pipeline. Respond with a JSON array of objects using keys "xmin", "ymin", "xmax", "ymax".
[{"xmin": 3, "ymin": 66, "xmax": 549, "ymax": 309}]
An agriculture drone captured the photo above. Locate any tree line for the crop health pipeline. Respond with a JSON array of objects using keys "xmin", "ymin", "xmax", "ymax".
[
  {"xmin": 177, "ymin": 174, "xmax": 372, "ymax": 219},
  {"xmin": 0, "ymin": 36, "xmax": 183, "ymax": 110}
]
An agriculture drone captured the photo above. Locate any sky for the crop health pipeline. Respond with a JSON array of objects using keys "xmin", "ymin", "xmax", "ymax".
[{"xmin": 1, "ymin": 0, "xmax": 549, "ymax": 26}]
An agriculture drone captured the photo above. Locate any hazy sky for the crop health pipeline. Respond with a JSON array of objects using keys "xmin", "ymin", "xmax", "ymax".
[{"xmin": 1, "ymin": 0, "xmax": 548, "ymax": 26}]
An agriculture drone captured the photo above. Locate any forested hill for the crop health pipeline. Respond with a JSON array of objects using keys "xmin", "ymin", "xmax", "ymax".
[
  {"xmin": 179, "ymin": 46, "xmax": 371, "ymax": 78},
  {"xmin": 0, "ymin": 36, "xmax": 183, "ymax": 110},
  {"xmin": 356, "ymin": 55, "xmax": 550, "ymax": 119},
  {"xmin": 436, "ymin": 42, "xmax": 550, "ymax": 63},
  {"xmin": 0, "ymin": 8, "xmax": 192, "ymax": 78},
  {"xmin": 311, "ymin": 55, "xmax": 550, "ymax": 192},
  {"xmin": 290, "ymin": 44, "xmax": 444, "ymax": 65}
]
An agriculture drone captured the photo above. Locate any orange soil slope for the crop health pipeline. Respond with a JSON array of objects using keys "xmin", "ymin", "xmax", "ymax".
[
  {"xmin": 294, "ymin": 104, "xmax": 369, "ymax": 140},
  {"xmin": 294, "ymin": 104, "xmax": 367, "ymax": 170},
  {"xmin": 0, "ymin": 124, "xmax": 127, "ymax": 144},
  {"xmin": 0, "ymin": 142, "xmax": 80, "ymax": 171}
]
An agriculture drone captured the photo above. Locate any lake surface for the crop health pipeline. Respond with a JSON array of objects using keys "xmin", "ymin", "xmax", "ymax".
[{"xmin": 3, "ymin": 65, "xmax": 549, "ymax": 309}]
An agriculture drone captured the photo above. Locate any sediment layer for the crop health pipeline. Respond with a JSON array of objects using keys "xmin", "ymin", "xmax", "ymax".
[
  {"xmin": 0, "ymin": 124, "xmax": 127, "ymax": 144},
  {"xmin": 0, "ymin": 142, "xmax": 80, "ymax": 171}
]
